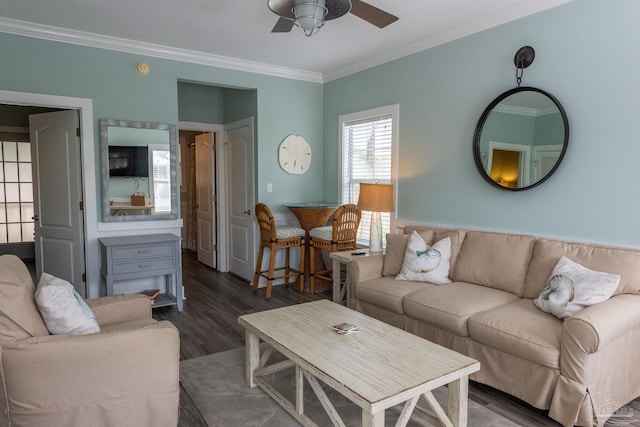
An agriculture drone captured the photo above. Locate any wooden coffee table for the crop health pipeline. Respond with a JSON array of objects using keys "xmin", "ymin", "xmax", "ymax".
[{"xmin": 238, "ymin": 300, "xmax": 480, "ymax": 427}]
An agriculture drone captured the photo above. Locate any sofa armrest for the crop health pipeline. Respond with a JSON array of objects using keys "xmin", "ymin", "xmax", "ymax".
[
  {"xmin": 346, "ymin": 253, "xmax": 385, "ymax": 284},
  {"xmin": 1, "ymin": 321, "xmax": 179, "ymax": 413},
  {"xmin": 561, "ymin": 294, "xmax": 640, "ymax": 380},
  {"xmin": 86, "ymin": 293, "xmax": 151, "ymax": 327},
  {"xmin": 346, "ymin": 253, "xmax": 385, "ymax": 305}
]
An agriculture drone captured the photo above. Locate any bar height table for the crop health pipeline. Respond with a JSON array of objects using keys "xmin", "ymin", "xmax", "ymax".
[{"xmin": 284, "ymin": 202, "xmax": 339, "ymax": 293}]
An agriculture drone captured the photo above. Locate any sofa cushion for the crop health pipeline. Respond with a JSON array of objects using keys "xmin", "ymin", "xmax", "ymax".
[
  {"xmin": 453, "ymin": 231, "xmax": 535, "ymax": 297},
  {"xmin": 383, "ymin": 233, "xmax": 411, "ymax": 277},
  {"xmin": 396, "ymin": 233, "xmax": 451, "ymax": 285},
  {"xmin": 533, "ymin": 256, "xmax": 620, "ymax": 319},
  {"xmin": 403, "ymin": 282, "xmax": 518, "ymax": 336},
  {"xmin": 524, "ymin": 238, "xmax": 640, "ymax": 299},
  {"xmin": 469, "ymin": 299, "xmax": 562, "ymax": 369},
  {"xmin": 433, "ymin": 229, "xmax": 466, "ymax": 275},
  {"xmin": 0, "ymin": 255, "xmax": 50, "ymax": 341},
  {"xmin": 35, "ymin": 273, "xmax": 101, "ymax": 335},
  {"xmin": 356, "ymin": 276, "xmax": 433, "ymax": 314}
]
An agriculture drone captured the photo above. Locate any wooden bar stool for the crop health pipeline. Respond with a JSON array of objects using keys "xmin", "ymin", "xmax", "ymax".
[
  {"xmin": 308, "ymin": 204, "xmax": 361, "ymax": 294},
  {"xmin": 253, "ymin": 203, "xmax": 305, "ymax": 299}
]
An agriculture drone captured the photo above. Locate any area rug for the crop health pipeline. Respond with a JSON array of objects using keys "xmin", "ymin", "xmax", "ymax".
[{"xmin": 180, "ymin": 347, "xmax": 520, "ymax": 427}]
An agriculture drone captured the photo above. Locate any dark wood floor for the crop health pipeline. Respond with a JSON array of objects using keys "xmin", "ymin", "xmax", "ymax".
[
  {"xmin": 155, "ymin": 250, "xmax": 640, "ymax": 427},
  {"xmin": 152, "ymin": 250, "xmax": 327, "ymax": 426}
]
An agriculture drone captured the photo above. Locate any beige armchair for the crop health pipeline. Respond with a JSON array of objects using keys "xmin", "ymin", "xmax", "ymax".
[{"xmin": 0, "ymin": 255, "xmax": 180, "ymax": 427}]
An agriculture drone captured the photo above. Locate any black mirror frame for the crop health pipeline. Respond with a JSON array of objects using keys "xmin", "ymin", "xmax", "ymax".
[{"xmin": 473, "ymin": 86, "xmax": 570, "ymax": 191}]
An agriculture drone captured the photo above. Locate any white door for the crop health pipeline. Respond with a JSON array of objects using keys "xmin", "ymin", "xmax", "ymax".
[
  {"xmin": 533, "ymin": 145, "xmax": 563, "ymax": 182},
  {"xmin": 225, "ymin": 118, "xmax": 255, "ymax": 281},
  {"xmin": 29, "ymin": 110, "xmax": 85, "ymax": 295},
  {"xmin": 195, "ymin": 132, "xmax": 216, "ymax": 268}
]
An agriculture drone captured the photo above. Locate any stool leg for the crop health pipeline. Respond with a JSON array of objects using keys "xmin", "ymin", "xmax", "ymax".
[
  {"xmin": 298, "ymin": 241, "xmax": 305, "ymax": 293},
  {"xmin": 265, "ymin": 244, "xmax": 277, "ymax": 299},
  {"xmin": 253, "ymin": 244, "xmax": 265, "ymax": 293},
  {"xmin": 284, "ymin": 247, "xmax": 291, "ymax": 287},
  {"xmin": 309, "ymin": 243, "xmax": 316, "ymax": 294}
]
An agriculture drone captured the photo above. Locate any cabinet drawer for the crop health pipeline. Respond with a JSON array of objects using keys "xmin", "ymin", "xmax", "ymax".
[
  {"xmin": 111, "ymin": 243, "xmax": 176, "ymax": 260},
  {"xmin": 112, "ymin": 256, "xmax": 176, "ymax": 275}
]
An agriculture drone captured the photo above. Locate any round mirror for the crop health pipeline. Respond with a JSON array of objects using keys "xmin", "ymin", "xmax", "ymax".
[{"xmin": 473, "ymin": 86, "xmax": 569, "ymax": 191}]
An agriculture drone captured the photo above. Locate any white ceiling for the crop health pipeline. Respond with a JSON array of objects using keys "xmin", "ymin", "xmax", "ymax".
[{"xmin": 0, "ymin": 0, "xmax": 572, "ymax": 82}]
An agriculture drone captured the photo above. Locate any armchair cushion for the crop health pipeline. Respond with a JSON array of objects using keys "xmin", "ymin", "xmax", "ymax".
[
  {"xmin": 0, "ymin": 255, "xmax": 49, "ymax": 340},
  {"xmin": 276, "ymin": 226, "xmax": 305, "ymax": 239},
  {"xmin": 309, "ymin": 225, "xmax": 332, "ymax": 240},
  {"xmin": 35, "ymin": 273, "xmax": 100, "ymax": 335}
]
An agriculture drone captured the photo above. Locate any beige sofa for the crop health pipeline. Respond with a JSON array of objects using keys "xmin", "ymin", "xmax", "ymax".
[
  {"xmin": 347, "ymin": 227, "xmax": 640, "ymax": 427},
  {"xmin": 0, "ymin": 255, "xmax": 180, "ymax": 427}
]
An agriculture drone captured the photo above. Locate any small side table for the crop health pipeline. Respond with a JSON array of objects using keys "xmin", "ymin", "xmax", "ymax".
[
  {"xmin": 99, "ymin": 233, "xmax": 183, "ymax": 311},
  {"xmin": 329, "ymin": 249, "xmax": 373, "ymax": 305}
]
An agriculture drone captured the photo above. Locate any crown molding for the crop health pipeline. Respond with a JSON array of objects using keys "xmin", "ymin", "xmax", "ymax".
[
  {"xmin": 0, "ymin": 0, "xmax": 572, "ymax": 84},
  {"xmin": 324, "ymin": 0, "xmax": 573, "ymax": 82},
  {"xmin": 0, "ymin": 17, "xmax": 324, "ymax": 83},
  {"xmin": 494, "ymin": 103, "xmax": 559, "ymax": 117}
]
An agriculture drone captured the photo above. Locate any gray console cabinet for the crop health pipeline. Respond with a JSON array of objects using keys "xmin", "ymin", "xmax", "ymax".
[{"xmin": 99, "ymin": 233, "xmax": 183, "ymax": 311}]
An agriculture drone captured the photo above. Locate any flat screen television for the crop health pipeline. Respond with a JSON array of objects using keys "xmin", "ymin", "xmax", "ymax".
[{"xmin": 108, "ymin": 146, "xmax": 149, "ymax": 178}]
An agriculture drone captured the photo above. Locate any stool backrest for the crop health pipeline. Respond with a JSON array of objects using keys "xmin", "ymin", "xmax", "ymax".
[
  {"xmin": 255, "ymin": 203, "xmax": 277, "ymax": 242},
  {"xmin": 332, "ymin": 204, "xmax": 361, "ymax": 243}
]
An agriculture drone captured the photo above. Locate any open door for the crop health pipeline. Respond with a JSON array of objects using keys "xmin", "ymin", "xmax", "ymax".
[
  {"xmin": 29, "ymin": 110, "xmax": 86, "ymax": 295},
  {"xmin": 195, "ymin": 132, "xmax": 216, "ymax": 268},
  {"xmin": 225, "ymin": 118, "xmax": 255, "ymax": 281}
]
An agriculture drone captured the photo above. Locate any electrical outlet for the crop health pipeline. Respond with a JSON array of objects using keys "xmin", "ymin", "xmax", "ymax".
[{"xmin": 267, "ymin": 183, "xmax": 273, "ymax": 193}]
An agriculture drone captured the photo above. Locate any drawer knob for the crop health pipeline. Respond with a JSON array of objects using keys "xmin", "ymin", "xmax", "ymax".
[{"xmin": 138, "ymin": 264, "xmax": 152, "ymax": 269}]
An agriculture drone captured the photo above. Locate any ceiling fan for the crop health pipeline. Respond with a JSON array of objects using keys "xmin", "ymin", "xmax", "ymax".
[{"xmin": 268, "ymin": 0, "xmax": 398, "ymax": 36}]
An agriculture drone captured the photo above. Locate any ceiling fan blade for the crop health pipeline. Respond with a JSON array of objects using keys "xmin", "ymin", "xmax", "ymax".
[
  {"xmin": 272, "ymin": 17, "xmax": 295, "ymax": 33},
  {"xmin": 349, "ymin": 0, "xmax": 398, "ymax": 28}
]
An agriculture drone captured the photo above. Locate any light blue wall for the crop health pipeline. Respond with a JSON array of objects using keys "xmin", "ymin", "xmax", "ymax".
[
  {"xmin": 178, "ymin": 82, "xmax": 224, "ymax": 124},
  {"xmin": 324, "ymin": 0, "xmax": 640, "ymax": 246},
  {"xmin": 535, "ymin": 113, "xmax": 564, "ymax": 146},
  {"xmin": 480, "ymin": 112, "xmax": 535, "ymax": 152},
  {"xmin": 0, "ymin": 32, "xmax": 323, "ymax": 217}
]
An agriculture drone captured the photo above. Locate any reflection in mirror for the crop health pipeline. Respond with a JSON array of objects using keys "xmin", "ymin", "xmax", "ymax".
[
  {"xmin": 100, "ymin": 120, "xmax": 178, "ymax": 222},
  {"xmin": 473, "ymin": 87, "xmax": 569, "ymax": 191}
]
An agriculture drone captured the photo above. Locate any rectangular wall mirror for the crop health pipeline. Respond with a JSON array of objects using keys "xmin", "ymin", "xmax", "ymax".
[{"xmin": 100, "ymin": 119, "xmax": 178, "ymax": 222}]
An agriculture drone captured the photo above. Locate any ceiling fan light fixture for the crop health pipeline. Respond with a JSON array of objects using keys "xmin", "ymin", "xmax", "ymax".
[{"xmin": 293, "ymin": 0, "xmax": 327, "ymax": 36}]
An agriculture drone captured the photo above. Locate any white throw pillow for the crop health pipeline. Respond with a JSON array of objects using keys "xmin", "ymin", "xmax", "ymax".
[
  {"xmin": 35, "ymin": 273, "xmax": 100, "ymax": 335},
  {"xmin": 534, "ymin": 256, "xmax": 620, "ymax": 319},
  {"xmin": 396, "ymin": 231, "xmax": 452, "ymax": 285}
]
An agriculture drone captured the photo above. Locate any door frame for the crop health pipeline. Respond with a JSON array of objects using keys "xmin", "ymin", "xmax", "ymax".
[
  {"xmin": 0, "ymin": 89, "xmax": 97, "ymax": 296},
  {"xmin": 179, "ymin": 121, "xmax": 227, "ymax": 271}
]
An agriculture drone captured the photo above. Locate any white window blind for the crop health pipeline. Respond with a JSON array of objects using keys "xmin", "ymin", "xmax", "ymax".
[
  {"xmin": 341, "ymin": 112, "xmax": 394, "ymax": 247},
  {"xmin": 149, "ymin": 146, "xmax": 171, "ymax": 214}
]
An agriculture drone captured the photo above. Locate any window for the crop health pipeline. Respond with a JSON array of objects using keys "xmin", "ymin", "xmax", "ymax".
[
  {"xmin": 339, "ymin": 104, "xmax": 398, "ymax": 247},
  {"xmin": 148, "ymin": 144, "xmax": 171, "ymax": 214},
  {"xmin": 0, "ymin": 139, "xmax": 35, "ymax": 243}
]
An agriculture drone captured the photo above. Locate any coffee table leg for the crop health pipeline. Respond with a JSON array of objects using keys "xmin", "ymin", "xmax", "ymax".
[
  {"xmin": 245, "ymin": 330, "xmax": 260, "ymax": 388},
  {"xmin": 448, "ymin": 375, "xmax": 469, "ymax": 427},
  {"xmin": 362, "ymin": 409, "xmax": 384, "ymax": 427}
]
